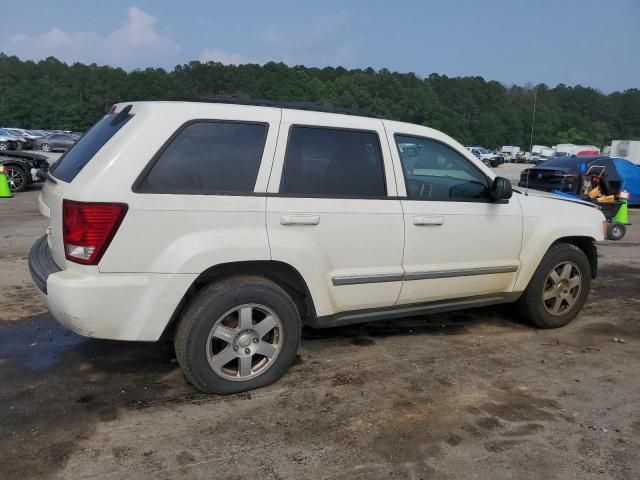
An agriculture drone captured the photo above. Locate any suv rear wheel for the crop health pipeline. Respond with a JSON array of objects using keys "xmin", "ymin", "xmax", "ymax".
[
  {"xmin": 175, "ymin": 275, "xmax": 301, "ymax": 394},
  {"xmin": 517, "ymin": 243, "xmax": 591, "ymax": 328}
]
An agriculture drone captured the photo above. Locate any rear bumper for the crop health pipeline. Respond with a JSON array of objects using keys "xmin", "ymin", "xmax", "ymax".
[
  {"xmin": 29, "ymin": 236, "xmax": 197, "ymax": 341},
  {"xmin": 28, "ymin": 235, "xmax": 61, "ymax": 294}
]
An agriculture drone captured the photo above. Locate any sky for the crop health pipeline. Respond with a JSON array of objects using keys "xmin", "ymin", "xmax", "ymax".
[{"xmin": 0, "ymin": 0, "xmax": 638, "ymax": 92}]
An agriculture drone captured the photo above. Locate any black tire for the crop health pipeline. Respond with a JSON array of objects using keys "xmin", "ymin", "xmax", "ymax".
[
  {"xmin": 175, "ymin": 275, "xmax": 301, "ymax": 394},
  {"xmin": 5, "ymin": 165, "xmax": 28, "ymax": 192},
  {"xmin": 41, "ymin": 143, "xmax": 51, "ymax": 152},
  {"xmin": 607, "ymin": 223, "xmax": 626, "ymax": 241},
  {"xmin": 517, "ymin": 243, "xmax": 591, "ymax": 329}
]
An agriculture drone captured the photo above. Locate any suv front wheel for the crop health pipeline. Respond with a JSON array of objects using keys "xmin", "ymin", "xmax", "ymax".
[
  {"xmin": 175, "ymin": 276, "xmax": 301, "ymax": 394},
  {"xmin": 517, "ymin": 243, "xmax": 591, "ymax": 328}
]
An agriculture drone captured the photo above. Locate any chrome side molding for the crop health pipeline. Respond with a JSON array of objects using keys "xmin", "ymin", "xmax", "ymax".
[{"xmin": 332, "ymin": 265, "xmax": 518, "ymax": 286}]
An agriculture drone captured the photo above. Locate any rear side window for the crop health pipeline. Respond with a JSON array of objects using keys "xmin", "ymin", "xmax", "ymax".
[
  {"xmin": 280, "ymin": 126, "xmax": 386, "ymax": 197},
  {"xmin": 137, "ymin": 122, "xmax": 267, "ymax": 194},
  {"xmin": 52, "ymin": 112, "xmax": 132, "ymax": 182}
]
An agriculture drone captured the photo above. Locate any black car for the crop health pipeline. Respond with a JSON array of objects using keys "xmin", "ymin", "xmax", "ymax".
[
  {"xmin": 0, "ymin": 151, "xmax": 50, "ymax": 192},
  {"xmin": 34, "ymin": 133, "xmax": 77, "ymax": 152},
  {"xmin": 518, "ymin": 155, "xmax": 607, "ymax": 193}
]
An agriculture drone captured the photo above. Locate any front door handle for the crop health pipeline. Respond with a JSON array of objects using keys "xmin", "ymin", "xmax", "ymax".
[
  {"xmin": 280, "ymin": 214, "xmax": 320, "ymax": 226},
  {"xmin": 413, "ymin": 215, "xmax": 444, "ymax": 226}
]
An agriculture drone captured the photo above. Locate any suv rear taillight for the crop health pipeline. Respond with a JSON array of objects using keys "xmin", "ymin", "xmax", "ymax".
[{"xmin": 62, "ymin": 200, "xmax": 128, "ymax": 265}]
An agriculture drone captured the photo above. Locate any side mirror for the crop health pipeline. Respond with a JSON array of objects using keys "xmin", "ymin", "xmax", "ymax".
[{"xmin": 490, "ymin": 176, "xmax": 513, "ymax": 202}]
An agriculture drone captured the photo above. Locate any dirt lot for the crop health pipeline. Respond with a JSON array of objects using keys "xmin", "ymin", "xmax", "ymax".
[{"xmin": 1, "ymin": 175, "xmax": 639, "ymax": 480}]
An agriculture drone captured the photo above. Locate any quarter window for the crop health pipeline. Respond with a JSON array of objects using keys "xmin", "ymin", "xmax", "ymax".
[
  {"xmin": 280, "ymin": 126, "xmax": 386, "ymax": 197},
  {"xmin": 138, "ymin": 122, "xmax": 267, "ymax": 194},
  {"xmin": 396, "ymin": 135, "xmax": 489, "ymax": 201}
]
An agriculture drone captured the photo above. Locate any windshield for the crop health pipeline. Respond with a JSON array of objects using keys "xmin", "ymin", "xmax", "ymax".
[
  {"xmin": 478, "ymin": 148, "xmax": 490, "ymax": 154},
  {"xmin": 0, "ymin": 129, "xmax": 14, "ymax": 136}
]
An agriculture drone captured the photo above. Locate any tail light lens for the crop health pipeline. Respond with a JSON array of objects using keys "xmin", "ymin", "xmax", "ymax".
[{"xmin": 63, "ymin": 200, "xmax": 128, "ymax": 265}]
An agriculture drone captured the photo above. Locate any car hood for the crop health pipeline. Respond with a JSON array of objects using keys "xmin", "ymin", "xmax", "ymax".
[{"xmin": 514, "ymin": 188, "xmax": 598, "ymax": 208}]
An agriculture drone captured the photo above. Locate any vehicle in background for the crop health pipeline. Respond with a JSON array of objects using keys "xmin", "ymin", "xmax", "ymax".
[
  {"xmin": 609, "ymin": 140, "xmax": 640, "ymax": 165},
  {"xmin": 500, "ymin": 145, "xmax": 521, "ymax": 162},
  {"xmin": 553, "ymin": 144, "xmax": 600, "ymax": 157},
  {"xmin": 530, "ymin": 145, "xmax": 554, "ymax": 165},
  {"xmin": 518, "ymin": 155, "xmax": 607, "ymax": 193},
  {"xmin": 0, "ymin": 132, "xmax": 19, "ymax": 151},
  {"xmin": 465, "ymin": 146, "xmax": 504, "ymax": 167},
  {"xmin": 3, "ymin": 128, "xmax": 35, "ymax": 149},
  {"xmin": 0, "ymin": 151, "xmax": 50, "ymax": 192},
  {"xmin": 34, "ymin": 133, "xmax": 77, "ymax": 152},
  {"xmin": 0, "ymin": 128, "xmax": 27, "ymax": 150},
  {"xmin": 7, "ymin": 128, "xmax": 41, "ymax": 141},
  {"xmin": 26, "ymin": 130, "xmax": 49, "ymax": 138},
  {"xmin": 70, "ymin": 131, "xmax": 85, "ymax": 140}
]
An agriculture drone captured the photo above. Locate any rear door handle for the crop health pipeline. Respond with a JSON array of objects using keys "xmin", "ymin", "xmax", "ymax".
[
  {"xmin": 413, "ymin": 215, "xmax": 444, "ymax": 226},
  {"xmin": 280, "ymin": 214, "xmax": 320, "ymax": 226}
]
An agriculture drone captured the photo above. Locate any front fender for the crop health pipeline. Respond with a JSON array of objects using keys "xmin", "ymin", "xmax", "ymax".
[{"xmin": 513, "ymin": 196, "xmax": 605, "ymax": 292}]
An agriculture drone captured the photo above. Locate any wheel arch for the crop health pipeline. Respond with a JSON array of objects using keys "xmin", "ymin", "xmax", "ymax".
[
  {"xmin": 160, "ymin": 260, "xmax": 317, "ymax": 340},
  {"xmin": 551, "ymin": 236, "xmax": 598, "ymax": 279},
  {"xmin": 514, "ymin": 234, "xmax": 599, "ymax": 293}
]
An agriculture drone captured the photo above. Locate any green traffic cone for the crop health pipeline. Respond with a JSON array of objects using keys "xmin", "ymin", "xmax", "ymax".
[
  {"xmin": 612, "ymin": 196, "xmax": 629, "ymax": 225},
  {"xmin": 0, "ymin": 170, "xmax": 12, "ymax": 198}
]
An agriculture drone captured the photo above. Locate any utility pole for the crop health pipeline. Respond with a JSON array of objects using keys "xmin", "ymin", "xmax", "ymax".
[{"xmin": 529, "ymin": 87, "xmax": 537, "ymax": 152}]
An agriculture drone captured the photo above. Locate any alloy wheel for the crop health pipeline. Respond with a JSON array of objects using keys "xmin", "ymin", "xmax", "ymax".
[
  {"xmin": 206, "ymin": 304, "xmax": 283, "ymax": 381},
  {"xmin": 6, "ymin": 167, "xmax": 26, "ymax": 192},
  {"xmin": 542, "ymin": 261, "xmax": 582, "ymax": 316}
]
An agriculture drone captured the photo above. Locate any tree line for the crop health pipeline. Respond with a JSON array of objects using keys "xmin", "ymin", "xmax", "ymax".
[{"xmin": 1, "ymin": 53, "xmax": 638, "ymax": 149}]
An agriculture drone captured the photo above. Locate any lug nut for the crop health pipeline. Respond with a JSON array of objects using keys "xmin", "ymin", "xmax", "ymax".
[
  {"xmin": 233, "ymin": 346, "xmax": 238, "ymax": 351},
  {"xmin": 244, "ymin": 348, "xmax": 251, "ymax": 354},
  {"xmin": 252, "ymin": 338, "xmax": 259, "ymax": 343}
]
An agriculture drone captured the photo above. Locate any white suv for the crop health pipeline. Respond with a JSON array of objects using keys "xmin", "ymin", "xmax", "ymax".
[{"xmin": 29, "ymin": 101, "xmax": 606, "ymax": 394}]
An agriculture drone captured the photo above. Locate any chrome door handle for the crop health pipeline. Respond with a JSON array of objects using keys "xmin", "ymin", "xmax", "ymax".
[
  {"xmin": 280, "ymin": 214, "xmax": 320, "ymax": 226},
  {"xmin": 413, "ymin": 215, "xmax": 444, "ymax": 226}
]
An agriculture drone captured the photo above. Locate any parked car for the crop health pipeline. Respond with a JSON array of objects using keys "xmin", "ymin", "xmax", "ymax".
[
  {"xmin": 465, "ymin": 146, "xmax": 504, "ymax": 167},
  {"xmin": 34, "ymin": 133, "xmax": 77, "ymax": 152},
  {"xmin": 518, "ymin": 155, "xmax": 608, "ymax": 193},
  {"xmin": 27, "ymin": 130, "xmax": 49, "ymax": 138},
  {"xmin": 500, "ymin": 145, "xmax": 521, "ymax": 162},
  {"xmin": 0, "ymin": 132, "xmax": 19, "ymax": 151},
  {"xmin": 3, "ymin": 128, "xmax": 35, "ymax": 149},
  {"xmin": 0, "ymin": 128, "xmax": 26, "ymax": 150},
  {"xmin": 0, "ymin": 151, "xmax": 50, "ymax": 192},
  {"xmin": 30, "ymin": 101, "xmax": 605, "ymax": 394}
]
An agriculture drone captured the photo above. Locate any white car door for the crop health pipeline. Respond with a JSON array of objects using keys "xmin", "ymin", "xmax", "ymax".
[
  {"xmin": 266, "ymin": 111, "xmax": 404, "ymax": 319},
  {"xmin": 384, "ymin": 121, "xmax": 523, "ymax": 306}
]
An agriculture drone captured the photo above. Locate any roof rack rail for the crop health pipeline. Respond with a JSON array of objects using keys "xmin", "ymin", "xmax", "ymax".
[{"xmin": 169, "ymin": 93, "xmax": 378, "ymax": 118}]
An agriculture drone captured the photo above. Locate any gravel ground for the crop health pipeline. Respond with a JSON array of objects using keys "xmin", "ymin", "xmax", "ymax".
[{"xmin": 0, "ymin": 169, "xmax": 638, "ymax": 480}]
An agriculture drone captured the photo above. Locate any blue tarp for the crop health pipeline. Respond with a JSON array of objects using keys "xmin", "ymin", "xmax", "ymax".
[{"xmin": 611, "ymin": 157, "xmax": 640, "ymax": 206}]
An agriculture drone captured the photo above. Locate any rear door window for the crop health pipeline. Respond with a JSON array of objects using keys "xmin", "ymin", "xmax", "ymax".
[
  {"xmin": 279, "ymin": 126, "xmax": 386, "ymax": 197},
  {"xmin": 51, "ymin": 111, "xmax": 133, "ymax": 182},
  {"xmin": 136, "ymin": 121, "xmax": 268, "ymax": 194}
]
